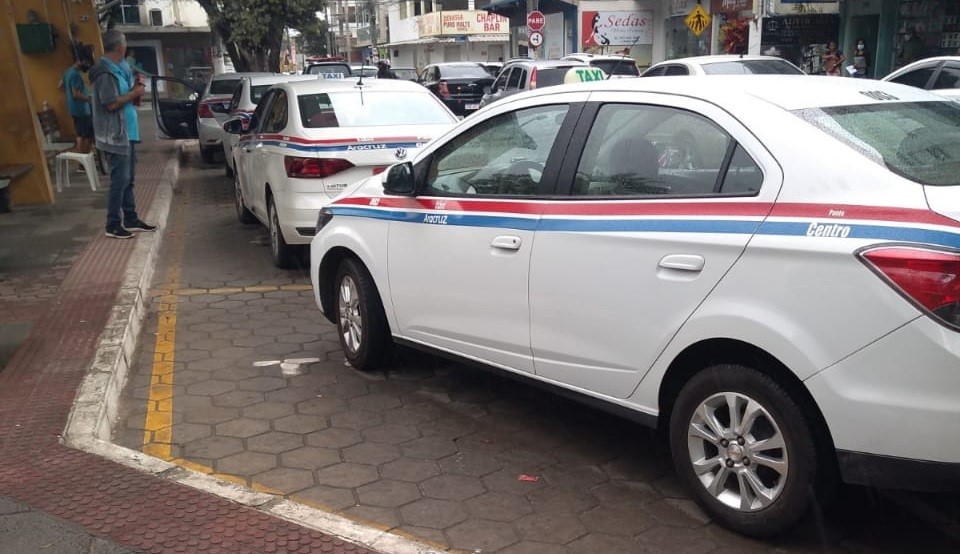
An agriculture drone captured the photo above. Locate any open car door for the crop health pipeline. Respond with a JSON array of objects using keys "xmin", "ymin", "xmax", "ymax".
[{"xmin": 151, "ymin": 76, "xmax": 203, "ymax": 139}]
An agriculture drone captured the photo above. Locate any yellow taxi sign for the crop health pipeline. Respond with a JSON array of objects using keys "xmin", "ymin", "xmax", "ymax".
[
  {"xmin": 565, "ymin": 67, "xmax": 607, "ymax": 84},
  {"xmin": 685, "ymin": 4, "xmax": 711, "ymax": 38}
]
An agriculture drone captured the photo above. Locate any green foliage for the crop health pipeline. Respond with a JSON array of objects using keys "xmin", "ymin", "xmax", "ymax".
[
  {"xmin": 296, "ymin": 19, "xmax": 330, "ymax": 56},
  {"xmin": 197, "ymin": 0, "xmax": 326, "ymax": 71}
]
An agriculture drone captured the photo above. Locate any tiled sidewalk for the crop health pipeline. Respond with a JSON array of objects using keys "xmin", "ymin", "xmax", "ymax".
[{"xmin": 0, "ymin": 140, "xmax": 374, "ymax": 553}]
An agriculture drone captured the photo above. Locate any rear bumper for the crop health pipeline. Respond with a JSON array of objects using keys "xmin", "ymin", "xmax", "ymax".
[
  {"xmin": 197, "ymin": 118, "xmax": 223, "ymax": 146},
  {"xmin": 838, "ymin": 450, "xmax": 960, "ymax": 492},
  {"xmin": 442, "ymin": 98, "xmax": 482, "ymax": 116}
]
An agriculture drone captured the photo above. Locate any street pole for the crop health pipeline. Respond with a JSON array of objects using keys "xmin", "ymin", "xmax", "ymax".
[
  {"xmin": 369, "ymin": 0, "xmax": 378, "ymax": 61},
  {"xmin": 529, "ymin": 0, "xmax": 538, "ymax": 60}
]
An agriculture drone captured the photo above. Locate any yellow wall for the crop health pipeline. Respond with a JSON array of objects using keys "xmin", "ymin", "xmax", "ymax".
[{"xmin": 1, "ymin": 0, "xmax": 101, "ymax": 205}]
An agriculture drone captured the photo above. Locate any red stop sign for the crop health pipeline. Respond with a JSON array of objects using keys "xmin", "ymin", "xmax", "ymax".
[{"xmin": 527, "ymin": 11, "xmax": 545, "ymax": 32}]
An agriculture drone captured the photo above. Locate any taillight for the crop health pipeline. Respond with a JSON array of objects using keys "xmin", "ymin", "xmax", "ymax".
[
  {"xmin": 529, "ymin": 68, "xmax": 538, "ymax": 90},
  {"xmin": 284, "ymin": 156, "xmax": 354, "ymax": 178},
  {"xmin": 438, "ymin": 80, "xmax": 451, "ymax": 99},
  {"xmin": 860, "ymin": 246, "xmax": 960, "ymax": 327},
  {"xmin": 372, "ymin": 166, "xmax": 388, "ymax": 175},
  {"xmin": 197, "ymin": 102, "xmax": 214, "ymax": 118}
]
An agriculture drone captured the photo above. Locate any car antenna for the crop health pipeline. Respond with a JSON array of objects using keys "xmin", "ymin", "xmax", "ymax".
[{"xmin": 606, "ymin": 32, "xmax": 644, "ymax": 80}]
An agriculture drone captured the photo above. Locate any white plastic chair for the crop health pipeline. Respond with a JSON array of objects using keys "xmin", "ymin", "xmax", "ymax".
[{"xmin": 56, "ymin": 151, "xmax": 99, "ymax": 192}]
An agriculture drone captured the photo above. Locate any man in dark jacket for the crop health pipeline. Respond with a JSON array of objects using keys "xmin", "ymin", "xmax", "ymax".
[
  {"xmin": 376, "ymin": 59, "xmax": 397, "ymax": 79},
  {"xmin": 90, "ymin": 28, "xmax": 155, "ymax": 239}
]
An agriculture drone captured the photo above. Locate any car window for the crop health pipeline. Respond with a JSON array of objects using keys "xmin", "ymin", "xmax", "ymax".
[
  {"xmin": 209, "ymin": 78, "xmax": 241, "ymax": 95},
  {"xmin": 890, "ymin": 64, "xmax": 937, "ymax": 88},
  {"xmin": 536, "ymin": 68, "xmax": 574, "ymax": 88},
  {"xmin": 299, "ymin": 91, "xmax": 453, "ymax": 128},
  {"xmin": 721, "ymin": 144, "xmax": 764, "ymax": 194},
  {"xmin": 425, "ymin": 104, "xmax": 570, "ymax": 196},
  {"xmin": 642, "ymin": 66, "xmax": 666, "ymax": 77},
  {"xmin": 665, "ymin": 65, "xmax": 689, "ymax": 76},
  {"xmin": 507, "ymin": 68, "xmax": 523, "ymax": 89},
  {"xmin": 251, "ymin": 90, "xmax": 275, "ymax": 133},
  {"xmin": 933, "ymin": 62, "xmax": 960, "ymax": 89},
  {"xmin": 440, "ymin": 65, "xmax": 491, "ymax": 79},
  {"xmin": 492, "ymin": 69, "xmax": 509, "ymax": 91},
  {"xmin": 306, "ymin": 64, "xmax": 350, "ymax": 78},
  {"xmin": 260, "ymin": 91, "xmax": 288, "ymax": 133},
  {"xmin": 250, "ymin": 84, "xmax": 274, "ymax": 104},
  {"xmin": 590, "ymin": 59, "xmax": 640, "ymax": 76},
  {"xmin": 573, "ymin": 104, "xmax": 736, "ymax": 196},
  {"xmin": 796, "ymin": 101, "xmax": 960, "ymax": 186},
  {"xmin": 702, "ymin": 60, "xmax": 804, "ymax": 75}
]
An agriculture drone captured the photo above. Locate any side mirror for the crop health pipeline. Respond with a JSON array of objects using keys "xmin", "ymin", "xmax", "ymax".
[
  {"xmin": 223, "ymin": 118, "xmax": 244, "ymax": 134},
  {"xmin": 383, "ymin": 162, "xmax": 415, "ymax": 195}
]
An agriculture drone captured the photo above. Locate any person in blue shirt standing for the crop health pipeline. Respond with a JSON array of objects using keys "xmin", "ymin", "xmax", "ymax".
[
  {"xmin": 89, "ymin": 29, "xmax": 156, "ymax": 239},
  {"xmin": 62, "ymin": 46, "xmax": 94, "ymax": 153}
]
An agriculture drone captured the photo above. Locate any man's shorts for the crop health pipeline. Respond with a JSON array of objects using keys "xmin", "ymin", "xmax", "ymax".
[{"xmin": 72, "ymin": 115, "xmax": 93, "ymax": 139}]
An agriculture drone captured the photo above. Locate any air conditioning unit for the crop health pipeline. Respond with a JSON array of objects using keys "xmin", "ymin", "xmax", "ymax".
[{"xmin": 149, "ymin": 9, "xmax": 163, "ymax": 27}]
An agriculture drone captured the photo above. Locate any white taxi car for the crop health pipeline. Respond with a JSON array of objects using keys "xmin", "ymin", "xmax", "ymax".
[
  {"xmin": 223, "ymin": 78, "xmax": 457, "ymax": 268},
  {"xmin": 311, "ymin": 76, "xmax": 960, "ymax": 536},
  {"xmin": 221, "ymin": 74, "xmax": 317, "ymax": 177}
]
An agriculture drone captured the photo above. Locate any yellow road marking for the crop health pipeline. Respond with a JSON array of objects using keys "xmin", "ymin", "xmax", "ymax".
[{"xmin": 158, "ymin": 283, "xmax": 312, "ymax": 297}]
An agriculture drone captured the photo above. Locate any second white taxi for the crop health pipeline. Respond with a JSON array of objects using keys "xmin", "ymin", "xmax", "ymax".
[
  {"xmin": 310, "ymin": 76, "xmax": 960, "ymax": 536},
  {"xmin": 224, "ymin": 78, "xmax": 458, "ymax": 267}
]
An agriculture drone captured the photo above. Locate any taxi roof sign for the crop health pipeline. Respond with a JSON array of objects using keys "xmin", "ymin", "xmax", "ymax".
[
  {"xmin": 685, "ymin": 4, "xmax": 711, "ymax": 37},
  {"xmin": 564, "ymin": 67, "xmax": 607, "ymax": 84}
]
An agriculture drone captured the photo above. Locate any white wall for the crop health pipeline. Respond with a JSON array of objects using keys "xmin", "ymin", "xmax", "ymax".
[{"xmin": 140, "ymin": 0, "xmax": 209, "ymax": 27}]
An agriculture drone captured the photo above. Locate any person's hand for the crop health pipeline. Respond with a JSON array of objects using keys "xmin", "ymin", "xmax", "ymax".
[{"xmin": 130, "ymin": 82, "xmax": 146, "ymax": 99}]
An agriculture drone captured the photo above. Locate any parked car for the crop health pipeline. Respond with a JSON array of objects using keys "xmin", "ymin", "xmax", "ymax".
[
  {"xmin": 196, "ymin": 73, "xmax": 272, "ymax": 162},
  {"xmin": 641, "ymin": 55, "xmax": 804, "ymax": 76},
  {"xmin": 304, "ymin": 61, "xmax": 352, "ymax": 78},
  {"xmin": 311, "ymin": 75, "xmax": 960, "ymax": 537},
  {"xmin": 392, "ymin": 67, "xmax": 419, "ymax": 82},
  {"xmin": 221, "ymin": 74, "xmax": 318, "ymax": 177},
  {"xmin": 418, "ymin": 62, "xmax": 495, "ymax": 117},
  {"xmin": 481, "ymin": 62, "xmax": 503, "ymax": 76},
  {"xmin": 351, "ymin": 66, "xmax": 379, "ymax": 78},
  {"xmin": 221, "ymin": 78, "xmax": 458, "ymax": 268},
  {"xmin": 480, "ymin": 59, "xmax": 588, "ymax": 108},
  {"xmin": 882, "ymin": 56, "xmax": 960, "ymax": 101},
  {"xmin": 562, "ymin": 53, "xmax": 640, "ymax": 78}
]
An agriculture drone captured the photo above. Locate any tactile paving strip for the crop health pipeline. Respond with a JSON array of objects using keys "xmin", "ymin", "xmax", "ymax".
[{"xmin": 0, "ymin": 152, "xmax": 374, "ymax": 554}]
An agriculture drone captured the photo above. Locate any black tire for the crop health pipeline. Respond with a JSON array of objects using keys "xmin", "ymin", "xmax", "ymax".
[
  {"xmin": 224, "ymin": 158, "xmax": 234, "ymax": 178},
  {"xmin": 669, "ymin": 364, "xmax": 824, "ymax": 537},
  {"xmin": 268, "ymin": 200, "xmax": 298, "ymax": 269},
  {"xmin": 199, "ymin": 143, "xmax": 217, "ymax": 164},
  {"xmin": 234, "ymin": 168, "xmax": 256, "ymax": 225},
  {"xmin": 334, "ymin": 258, "xmax": 390, "ymax": 371}
]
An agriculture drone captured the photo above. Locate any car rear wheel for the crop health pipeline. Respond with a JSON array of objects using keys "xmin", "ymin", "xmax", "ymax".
[
  {"xmin": 335, "ymin": 258, "xmax": 389, "ymax": 371},
  {"xmin": 268, "ymin": 200, "xmax": 297, "ymax": 269},
  {"xmin": 669, "ymin": 364, "xmax": 822, "ymax": 537},
  {"xmin": 234, "ymin": 169, "xmax": 256, "ymax": 225}
]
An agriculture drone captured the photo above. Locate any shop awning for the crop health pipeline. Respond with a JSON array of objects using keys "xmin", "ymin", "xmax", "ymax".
[{"xmin": 468, "ymin": 34, "xmax": 510, "ymax": 43}]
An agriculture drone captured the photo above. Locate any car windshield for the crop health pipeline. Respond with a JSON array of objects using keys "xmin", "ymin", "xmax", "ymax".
[
  {"xmin": 794, "ymin": 101, "xmax": 960, "ymax": 186},
  {"xmin": 210, "ymin": 79, "xmax": 241, "ymax": 94},
  {"xmin": 702, "ymin": 60, "xmax": 804, "ymax": 75},
  {"xmin": 440, "ymin": 65, "xmax": 490, "ymax": 79},
  {"xmin": 298, "ymin": 91, "xmax": 453, "ymax": 128},
  {"xmin": 536, "ymin": 68, "xmax": 577, "ymax": 88},
  {"xmin": 590, "ymin": 59, "xmax": 640, "ymax": 76}
]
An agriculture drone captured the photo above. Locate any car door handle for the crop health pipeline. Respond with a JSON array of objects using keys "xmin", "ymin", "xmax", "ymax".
[
  {"xmin": 491, "ymin": 236, "xmax": 522, "ymax": 251},
  {"xmin": 659, "ymin": 254, "xmax": 704, "ymax": 272}
]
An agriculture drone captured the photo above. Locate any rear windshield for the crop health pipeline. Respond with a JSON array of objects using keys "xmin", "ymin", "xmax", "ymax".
[
  {"xmin": 298, "ymin": 91, "xmax": 453, "ymax": 128},
  {"xmin": 440, "ymin": 65, "xmax": 491, "ymax": 79},
  {"xmin": 702, "ymin": 60, "xmax": 803, "ymax": 75},
  {"xmin": 394, "ymin": 69, "xmax": 418, "ymax": 80},
  {"xmin": 210, "ymin": 79, "xmax": 241, "ymax": 95},
  {"xmin": 590, "ymin": 59, "xmax": 640, "ymax": 77},
  {"xmin": 536, "ymin": 68, "xmax": 577, "ymax": 88},
  {"xmin": 794, "ymin": 101, "xmax": 960, "ymax": 186},
  {"xmin": 306, "ymin": 64, "xmax": 351, "ymax": 78}
]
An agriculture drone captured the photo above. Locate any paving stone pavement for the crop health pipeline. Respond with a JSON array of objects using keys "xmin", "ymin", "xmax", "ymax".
[{"xmin": 113, "ymin": 145, "xmax": 960, "ymax": 553}]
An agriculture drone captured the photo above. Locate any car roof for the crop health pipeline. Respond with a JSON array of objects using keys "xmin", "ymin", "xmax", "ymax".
[
  {"xmin": 658, "ymin": 55, "xmax": 795, "ymax": 66},
  {"xmin": 212, "ymin": 72, "xmax": 272, "ymax": 80},
  {"xmin": 508, "ymin": 60, "xmax": 589, "ymax": 69},
  {"xmin": 510, "ymin": 75, "xmax": 946, "ymax": 111},
  {"xmin": 245, "ymin": 74, "xmax": 316, "ymax": 86},
  {"xmin": 280, "ymin": 78, "xmax": 431, "ymax": 95},
  {"xmin": 430, "ymin": 62, "xmax": 485, "ymax": 67}
]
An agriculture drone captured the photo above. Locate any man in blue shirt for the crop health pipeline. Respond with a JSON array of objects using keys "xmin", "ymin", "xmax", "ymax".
[
  {"xmin": 90, "ymin": 29, "xmax": 156, "ymax": 239},
  {"xmin": 62, "ymin": 48, "xmax": 94, "ymax": 153}
]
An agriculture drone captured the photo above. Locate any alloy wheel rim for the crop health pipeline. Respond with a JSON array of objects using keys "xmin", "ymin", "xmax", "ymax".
[
  {"xmin": 687, "ymin": 392, "xmax": 789, "ymax": 512},
  {"xmin": 338, "ymin": 275, "xmax": 362, "ymax": 354}
]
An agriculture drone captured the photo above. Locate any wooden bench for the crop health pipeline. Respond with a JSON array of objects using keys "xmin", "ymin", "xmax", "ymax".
[{"xmin": 0, "ymin": 164, "xmax": 34, "ymax": 213}]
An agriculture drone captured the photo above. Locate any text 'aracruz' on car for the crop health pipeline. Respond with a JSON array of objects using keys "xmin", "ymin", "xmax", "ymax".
[
  {"xmin": 222, "ymin": 77, "xmax": 458, "ymax": 268},
  {"xmin": 309, "ymin": 75, "xmax": 960, "ymax": 537}
]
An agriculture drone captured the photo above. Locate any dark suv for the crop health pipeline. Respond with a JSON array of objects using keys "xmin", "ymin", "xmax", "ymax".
[
  {"xmin": 418, "ymin": 62, "xmax": 494, "ymax": 117},
  {"xmin": 480, "ymin": 59, "xmax": 588, "ymax": 108}
]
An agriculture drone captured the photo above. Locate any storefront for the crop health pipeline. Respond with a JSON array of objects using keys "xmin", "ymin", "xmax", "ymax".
[
  {"xmin": 760, "ymin": 13, "xmax": 841, "ymax": 74},
  {"xmin": 482, "ymin": 0, "xmax": 578, "ymax": 59},
  {"xmin": 893, "ymin": 0, "xmax": 960, "ymax": 64}
]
